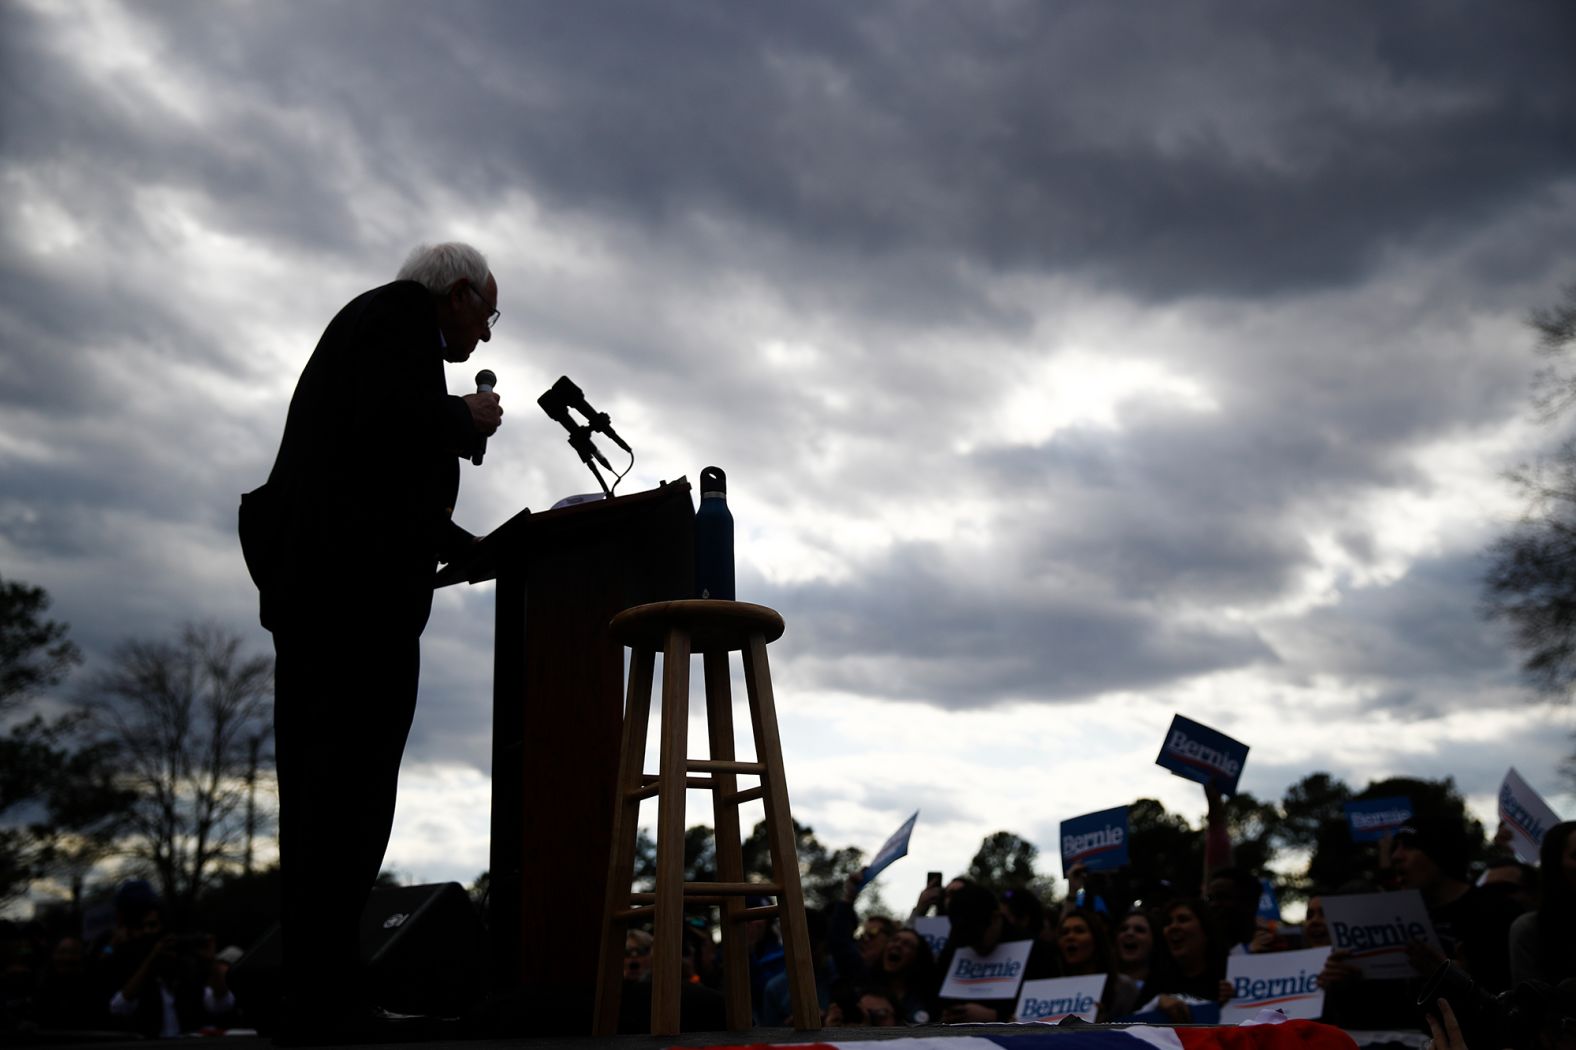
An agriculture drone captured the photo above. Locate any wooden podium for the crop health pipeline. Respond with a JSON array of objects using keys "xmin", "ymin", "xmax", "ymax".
[{"xmin": 437, "ymin": 479, "xmax": 694, "ymax": 1024}]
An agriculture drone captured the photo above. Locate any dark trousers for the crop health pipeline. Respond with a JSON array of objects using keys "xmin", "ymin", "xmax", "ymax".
[{"xmin": 272, "ymin": 621, "xmax": 420, "ymax": 1017}]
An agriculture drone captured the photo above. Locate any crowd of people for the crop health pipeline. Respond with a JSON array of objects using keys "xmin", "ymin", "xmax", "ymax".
[
  {"xmin": 616, "ymin": 801, "xmax": 1576, "ymax": 1040},
  {"xmin": 2, "ymin": 880, "xmax": 243, "ymax": 1039},
  {"xmin": 6, "ymin": 806, "xmax": 1576, "ymax": 1041}
]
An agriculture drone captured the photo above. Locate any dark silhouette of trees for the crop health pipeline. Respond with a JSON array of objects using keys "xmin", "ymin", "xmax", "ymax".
[
  {"xmin": 1306, "ymin": 775, "xmax": 1485, "ymax": 892},
  {"xmin": 1272, "ymin": 772, "xmax": 1354, "ymax": 899},
  {"xmin": 85, "ymin": 622, "xmax": 273, "ymax": 924},
  {"xmin": 623, "ymin": 818, "xmax": 872, "ymax": 912},
  {"xmin": 1485, "ymin": 284, "xmax": 1576, "ymax": 699},
  {"xmin": 1219, "ymin": 791, "xmax": 1280, "ymax": 880},
  {"xmin": 966, "ymin": 830, "xmax": 1039, "ymax": 892},
  {"xmin": 0, "ymin": 577, "xmax": 80, "ymax": 704},
  {"xmin": 1126, "ymin": 797, "xmax": 1202, "ymax": 897},
  {"xmin": 743, "ymin": 817, "xmax": 867, "ymax": 911},
  {"xmin": 0, "ymin": 576, "xmax": 129, "ymax": 908}
]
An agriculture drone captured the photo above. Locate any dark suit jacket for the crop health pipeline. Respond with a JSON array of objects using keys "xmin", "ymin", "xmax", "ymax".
[{"xmin": 251, "ymin": 280, "xmax": 479, "ymax": 635}]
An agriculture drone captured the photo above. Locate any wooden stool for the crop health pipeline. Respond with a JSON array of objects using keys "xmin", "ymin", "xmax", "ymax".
[{"xmin": 593, "ymin": 600, "xmax": 820, "ymax": 1036}]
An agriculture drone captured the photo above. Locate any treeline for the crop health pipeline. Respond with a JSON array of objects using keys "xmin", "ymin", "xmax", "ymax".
[
  {"xmin": 2, "ymin": 571, "xmax": 1494, "ymax": 938},
  {"xmin": 645, "ymin": 773, "xmax": 1488, "ymax": 917},
  {"xmin": 1, "ymin": 576, "xmax": 274, "ymax": 933}
]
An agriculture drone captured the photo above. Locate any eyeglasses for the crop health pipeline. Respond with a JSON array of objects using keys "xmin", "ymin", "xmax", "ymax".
[{"xmin": 466, "ymin": 282, "xmax": 500, "ymax": 329}]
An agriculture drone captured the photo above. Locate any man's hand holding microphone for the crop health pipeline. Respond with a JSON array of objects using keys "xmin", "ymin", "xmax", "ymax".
[{"xmin": 464, "ymin": 369, "xmax": 502, "ymax": 465}]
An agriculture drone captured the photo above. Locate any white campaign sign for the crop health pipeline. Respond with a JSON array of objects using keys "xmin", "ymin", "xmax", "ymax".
[
  {"xmin": 939, "ymin": 940, "xmax": 1035, "ymax": 1000},
  {"xmin": 1015, "ymin": 974, "xmax": 1105, "ymax": 1023},
  {"xmin": 913, "ymin": 915, "xmax": 951, "ymax": 957},
  {"xmin": 1320, "ymin": 889, "xmax": 1441, "ymax": 980},
  {"xmin": 1500, "ymin": 768, "xmax": 1562, "ymax": 864},
  {"xmin": 1221, "ymin": 947, "xmax": 1331, "ymax": 1023}
]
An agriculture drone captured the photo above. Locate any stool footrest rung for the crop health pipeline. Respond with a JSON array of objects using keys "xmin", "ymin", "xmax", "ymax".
[
  {"xmin": 614, "ymin": 900, "xmax": 782, "ymax": 924},
  {"xmin": 627, "ymin": 775, "xmax": 716, "ymax": 801},
  {"xmin": 687, "ymin": 881, "xmax": 781, "ymax": 896},
  {"xmin": 725, "ymin": 786, "xmax": 765, "ymax": 805},
  {"xmin": 627, "ymin": 882, "xmax": 783, "ymax": 903},
  {"xmin": 687, "ymin": 759, "xmax": 766, "ymax": 774}
]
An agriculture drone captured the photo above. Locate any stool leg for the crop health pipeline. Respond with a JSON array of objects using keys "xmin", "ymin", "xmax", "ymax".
[
  {"xmin": 650, "ymin": 626, "xmax": 692, "ymax": 1036},
  {"xmin": 703, "ymin": 648, "xmax": 752, "ymax": 1031},
  {"xmin": 742, "ymin": 634, "xmax": 820, "ymax": 1031},
  {"xmin": 593, "ymin": 647, "xmax": 657, "ymax": 1036}
]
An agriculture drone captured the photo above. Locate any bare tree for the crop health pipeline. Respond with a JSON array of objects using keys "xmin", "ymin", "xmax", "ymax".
[
  {"xmin": 1485, "ymin": 284, "xmax": 1576, "ymax": 697},
  {"xmin": 88, "ymin": 623, "xmax": 273, "ymax": 923}
]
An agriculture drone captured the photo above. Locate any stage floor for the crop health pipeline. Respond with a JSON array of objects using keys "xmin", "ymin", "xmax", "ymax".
[{"xmin": 13, "ymin": 1022, "xmax": 1425, "ymax": 1050}]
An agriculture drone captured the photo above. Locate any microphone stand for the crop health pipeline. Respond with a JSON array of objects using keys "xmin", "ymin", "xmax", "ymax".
[{"xmin": 566, "ymin": 425, "xmax": 613, "ymax": 497}]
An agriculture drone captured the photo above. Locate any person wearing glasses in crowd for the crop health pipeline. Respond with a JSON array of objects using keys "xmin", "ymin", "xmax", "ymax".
[{"xmin": 242, "ymin": 243, "xmax": 503, "ymax": 1043}]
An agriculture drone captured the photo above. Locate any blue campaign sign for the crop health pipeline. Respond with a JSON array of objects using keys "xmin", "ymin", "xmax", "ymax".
[
  {"xmin": 1343, "ymin": 796, "xmax": 1413, "ymax": 843},
  {"xmin": 860, "ymin": 811, "xmax": 919, "ymax": 887},
  {"xmin": 1257, "ymin": 878, "xmax": 1279, "ymax": 923},
  {"xmin": 1059, "ymin": 805, "xmax": 1130, "ymax": 874},
  {"xmin": 1155, "ymin": 714, "xmax": 1249, "ymax": 796}
]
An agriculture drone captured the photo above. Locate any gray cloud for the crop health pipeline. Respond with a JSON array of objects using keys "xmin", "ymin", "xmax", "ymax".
[
  {"xmin": 1, "ymin": 0, "xmax": 1572, "ymax": 821},
  {"xmin": 760, "ymin": 539, "xmax": 1279, "ymax": 706}
]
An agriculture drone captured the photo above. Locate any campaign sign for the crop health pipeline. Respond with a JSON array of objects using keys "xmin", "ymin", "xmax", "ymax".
[
  {"xmin": 1500, "ymin": 768, "xmax": 1561, "ymax": 864},
  {"xmin": 1016, "ymin": 974, "xmax": 1106, "ymax": 1023},
  {"xmin": 1155, "ymin": 714, "xmax": 1249, "ymax": 796},
  {"xmin": 1060, "ymin": 805, "xmax": 1130, "ymax": 874},
  {"xmin": 1320, "ymin": 889, "xmax": 1441, "ymax": 980},
  {"xmin": 860, "ymin": 810, "xmax": 919, "ymax": 887},
  {"xmin": 913, "ymin": 916, "xmax": 951, "ymax": 957},
  {"xmin": 1257, "ymin": 878, "xmax": 1280, "ymax": 923},
  {"xmin": 938, "ymin": 940, "xmax": 1034, "ymax": 1000},
  {"xmin": 1344, "ymin": 796, "xmax": 1413, "ymax": 843},
  {"xmin": 1220, "ymin": 947, "xmax": 1330, "ymax": 1023}
]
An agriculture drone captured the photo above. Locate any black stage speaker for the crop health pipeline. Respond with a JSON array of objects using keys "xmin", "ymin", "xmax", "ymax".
[{"xmin": 229, "ymin": 882, "xmax": 485, "ymax": 1031}]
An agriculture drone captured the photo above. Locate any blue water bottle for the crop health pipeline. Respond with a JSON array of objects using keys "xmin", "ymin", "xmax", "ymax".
[{"xmin": 694, "ymin": 466, "xmax": 735, "ymax": 600}]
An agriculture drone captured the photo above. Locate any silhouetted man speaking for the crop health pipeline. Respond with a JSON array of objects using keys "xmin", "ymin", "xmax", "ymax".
[{"xmin": 241, "ymin": 243, "xmax": 502, "ymax": 1036}]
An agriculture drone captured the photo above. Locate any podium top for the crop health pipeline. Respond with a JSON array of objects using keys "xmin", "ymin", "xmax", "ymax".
[{"xmin": 435, "ymin": 477, "xmax": 694, "ymax": 587}]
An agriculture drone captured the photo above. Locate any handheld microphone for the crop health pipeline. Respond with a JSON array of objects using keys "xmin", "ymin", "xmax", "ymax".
[{"xmin": 472, "ymin": 369, "xmax": 497, "ymax": 466}]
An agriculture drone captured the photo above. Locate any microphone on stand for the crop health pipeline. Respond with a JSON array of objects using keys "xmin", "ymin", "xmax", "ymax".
[
  {"xmin": 537, "ymin": 377, "xmax": 613, "ymax": 470},
  {"xmin": 545, "ymin": 375, "xmax": 632, "ymax": 453},
  {"xmin": 538, "ymin": 375, "xmax": 629, "ymax": 496},
  {"xmin": 472, "ymin": 369, "xmax": 497, "ymax": 466}
]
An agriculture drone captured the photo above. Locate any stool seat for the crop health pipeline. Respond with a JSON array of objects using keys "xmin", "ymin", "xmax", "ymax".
[{"xmin": 610, "ymin": 599, "xmax": 785, "ymax": 652}]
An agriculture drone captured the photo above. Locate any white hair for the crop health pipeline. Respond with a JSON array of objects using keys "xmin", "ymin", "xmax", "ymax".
[{"xmin": 396, "ymin": 242, "xmax": 490, "ymax": 294}]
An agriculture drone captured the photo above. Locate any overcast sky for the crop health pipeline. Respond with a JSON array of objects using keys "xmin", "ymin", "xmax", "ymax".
[{"xmin": 4, "ymin": 0, "xmax": 1576, "ymax": 917}]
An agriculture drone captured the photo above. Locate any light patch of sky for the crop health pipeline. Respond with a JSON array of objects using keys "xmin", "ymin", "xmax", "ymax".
[
  {"xmin": 761, "ymin": 339, "xmax": 828, "ymax": 375},
  {"xmin": 0, "ymin": 168, "xmax": 86, "ymax": 256},
  {"xmin": 1350, "ymin": 423, "xmax": 1537, "ymax": 580},
  {"xmin": 383, "ymin": 762, "xmax": 494, "ymax": 886},
  {"xmin": 482, "ymin": 190, "xmax": 623, "ymax": 284},
  {"xmin": 1212, "ymin": 417, "xmax": 1534, "ymax": 626},
  {"xmin": 975, "ymin": 349, "xmax": 1220, "ymax": 451},
  {"xmin": 739, "ymin": 490, "xmax": 987, "ymax": 588},
  {"xmin": 26, "ymin": 0, "xmax": 208, "ymax": 129},
  {"xmin": 0, "ymin": 427, "xmax": 54, "ymax": 467}
]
